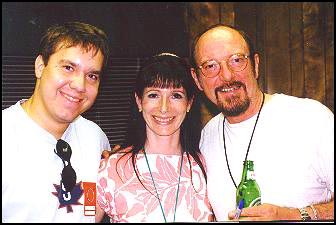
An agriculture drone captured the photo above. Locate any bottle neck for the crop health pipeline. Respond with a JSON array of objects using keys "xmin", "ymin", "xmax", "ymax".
[{"xmin": 241, "ymin": 160, "xmax": 255, "ymax": 181}]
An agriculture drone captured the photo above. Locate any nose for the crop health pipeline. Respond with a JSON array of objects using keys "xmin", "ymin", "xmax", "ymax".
[
  {"xmin": 160, "ymin": 96, "xmax": 169, "ymax": 113},
  {"xmin": 218, "ymin": 61, "xmax": 234, "ymax": 82},
  {"xmin": 69, "ymin": 73, "xmax": 86, "ymax": 92}
]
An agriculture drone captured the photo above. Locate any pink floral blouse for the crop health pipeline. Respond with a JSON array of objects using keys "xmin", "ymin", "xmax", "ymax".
[{"xmin": 97, "ymin": 152, "xmax": 213, "ymax": 222}]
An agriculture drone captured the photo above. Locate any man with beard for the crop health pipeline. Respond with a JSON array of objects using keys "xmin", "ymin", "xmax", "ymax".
[{"xmin": 190, "ymin": 24, "xmax": 334, "ymax": 221}]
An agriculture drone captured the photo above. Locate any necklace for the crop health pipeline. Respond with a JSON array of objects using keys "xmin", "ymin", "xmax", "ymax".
[
  {"xmin": 143, "ymin": 149, "xmax": 183, "ymax": 222},
  {"xmin": 223, "ymin": 92, "xmax": 265, "ymax": 188}
]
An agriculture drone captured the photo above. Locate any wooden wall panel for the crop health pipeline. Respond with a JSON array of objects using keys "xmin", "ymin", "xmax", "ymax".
[
  {"xmin": 234, "ymin": 3, "xmax": 266, "ymax": 91},
  {"xmin": 325, "ymin": 2, "xmax": 334, "ymax": 112},
  {"xmin": 264, "ymin": 3, "xmax": 291, "ymax": 94},
  {"xmin": 289, "ymin": 3, "xmax": 305, "ymax": 97},
  {"xmin": 234, "ymin": 2, "xmax": 257, "ymax": 45},
  {"xmin": 186, "ymin": 2, "xmax": 334, "ymax": 126},
  {"xmin": 303, "ymin": 2, "xmax": 326, "ymax": 104},
  {"xmin": 219, "ymin": 2, "xmax": 234, "ymax": 26},
  {"xmin": 255, "ymin": 4, "xmax": 267, "ymax": 92}
]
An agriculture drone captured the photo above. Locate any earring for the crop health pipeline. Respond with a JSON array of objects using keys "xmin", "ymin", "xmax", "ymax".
[{"xmin": 139, "ymin": 109, "xmax": 142, "ymax": 112}]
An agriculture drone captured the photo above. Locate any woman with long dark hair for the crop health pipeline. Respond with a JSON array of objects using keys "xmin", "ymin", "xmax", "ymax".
[{"xmin": 96, "ymin": 53, "xmax": 213, "ymax": 222}]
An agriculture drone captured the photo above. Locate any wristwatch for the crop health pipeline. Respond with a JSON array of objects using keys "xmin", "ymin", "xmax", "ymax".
[{"xmin": 299, "ymin": 207, "xmax": 311, "ymax": 221}]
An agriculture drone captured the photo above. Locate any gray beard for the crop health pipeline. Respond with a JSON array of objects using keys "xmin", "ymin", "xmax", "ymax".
[
  {"xmin": 215, "ymin": 81, "xmax": 250, "ymax": 117},
  {"xmin": 219, "ymin": 97, "xmax": 250, "ymax": 117}
]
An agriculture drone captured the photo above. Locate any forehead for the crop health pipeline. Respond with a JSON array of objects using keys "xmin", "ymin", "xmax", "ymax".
[
  {"xmin": 195, "ymin": 27, "xmax": 248, "ymax": 59},
  {"xmin": 50, "ymin": 45, "xmax": 104, "ymax": 66},
  {"xmin": 54, "ymin": 42, "xmax": 101, "ymax": 57}
]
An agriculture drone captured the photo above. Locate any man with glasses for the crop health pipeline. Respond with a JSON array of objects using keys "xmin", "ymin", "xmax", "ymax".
[
  {"xmin": 2, "ymin": 22, "xmax": 111, "ymax": 222},
  {"xmin": 190, "ymin": 24, "xmax": 334, "ymax": 221}
]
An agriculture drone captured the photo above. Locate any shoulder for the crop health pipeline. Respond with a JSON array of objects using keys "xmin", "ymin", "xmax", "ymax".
[
  {"xmin": 200, "ymin": 113, "xmax": 223, "ymax": 142},
  {"xmin": 73, "ymin": 116, "xmax": 109, "ymax": 140},
  {"xmin": 2, "ymin": 101, "xmax": 21, "ymax": 118},
  {"xmin": 271, "ymin": 93, "xmax": 333, "ymax": 118},
  {"xmin": 75, "ymin": 116, "xmax": 105, "ymax": 132},
  {"xmin": 202, "ymin": 113, "xmax": 223, "ymax": 132},
  {"xmin": 2, "ymin": 101, "xmax": 24, "ymax": 134},
  {"xmin": 73, "ymin": 116, "xmax": 111, "ymax": 153}
]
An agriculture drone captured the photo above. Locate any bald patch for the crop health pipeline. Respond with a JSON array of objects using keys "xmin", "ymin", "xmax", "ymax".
[{"xmin": 194, "ymin": 26, "xmax": 249, "ymax": 66}]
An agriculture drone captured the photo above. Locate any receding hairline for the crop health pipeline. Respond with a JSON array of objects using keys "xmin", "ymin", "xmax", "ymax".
[
  {"xmin": 195, "ymin": 25, "xmax": 246, "ymax": 50},
  {"xmin": 193, "ymin": 25, "xmax": 248, "ymax": 64}
]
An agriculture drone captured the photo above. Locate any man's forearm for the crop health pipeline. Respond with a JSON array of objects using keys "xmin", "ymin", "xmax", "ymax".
[{"xmin": 302, "ymin": 198, "xmax": 334, "ymax": 220}]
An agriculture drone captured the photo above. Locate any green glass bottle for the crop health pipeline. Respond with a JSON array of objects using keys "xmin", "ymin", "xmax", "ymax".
[{"xmin": 236, "ymin": 160, "xmax": 261, "ymax": 208}]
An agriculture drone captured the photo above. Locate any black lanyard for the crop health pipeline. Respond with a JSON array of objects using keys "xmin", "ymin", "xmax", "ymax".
[{"xmin": 223, "ymin": 92, "xmax": 265, "ymax": 188}]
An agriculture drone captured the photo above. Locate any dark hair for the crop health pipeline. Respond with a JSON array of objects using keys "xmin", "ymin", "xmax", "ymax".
[
  {"xmin": 116, "ymin": 53, "xmax": 206, "ymax": 191},
  {"xmin": 190, "ymin": 23, "xmax": 256, "ymax": 74},
  {"xmin": 38, "ymin": 21, "xmax": 110, "ymax": 70}
]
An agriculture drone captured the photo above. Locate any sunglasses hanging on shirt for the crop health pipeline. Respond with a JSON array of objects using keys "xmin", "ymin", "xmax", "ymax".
[{"xmin": 54, "ymin": 139, "xmax": 77, "ymax": 193}]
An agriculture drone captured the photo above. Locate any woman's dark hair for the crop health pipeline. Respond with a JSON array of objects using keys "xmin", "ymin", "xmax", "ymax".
[
  {"xmin": 38, "ymin": 21, "xmax": 110, "ymax": 70},
  {"xmin": 115, "ymin": 53, "xmax": 206, "ymax": 191}
]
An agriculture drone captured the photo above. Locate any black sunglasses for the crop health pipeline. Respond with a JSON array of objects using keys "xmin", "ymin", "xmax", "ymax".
[{"xmin": 54, "ymin": 139, "xmax": 77, "ymax": 193}]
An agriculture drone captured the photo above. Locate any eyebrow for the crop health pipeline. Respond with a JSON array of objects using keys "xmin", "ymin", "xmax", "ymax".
[
  {"xmin": 58, "ymin": 59, "xmax": 78, "ymax": 67},
  {"xmin": 58, "ymin": 59, "xmax": 102, "ymax": 75}
]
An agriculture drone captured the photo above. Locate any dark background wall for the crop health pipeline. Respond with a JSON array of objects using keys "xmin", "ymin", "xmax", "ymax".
[
  {"xmin": 2, "ymin": 2, "xmax": 334, "ymax": 146},
  {"xmin": 2, "ymin": 2, "xmax": 189, "ymax": 57},
  {"xmin": 2, "ymin": 2, "xmax": 190, "ymax": 147}
]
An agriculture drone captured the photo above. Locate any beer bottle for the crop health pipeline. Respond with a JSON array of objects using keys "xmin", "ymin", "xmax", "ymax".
[{"xmin": 236, "ymin": 160, "xmax": 261, "ymax": 208}]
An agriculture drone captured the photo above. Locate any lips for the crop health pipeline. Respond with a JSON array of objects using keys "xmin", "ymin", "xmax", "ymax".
[
  {"xmin": 215, "ymin": 81, "xmax": 244, "ymax": 94},
  {"xmin": 61, "ymin": 92, "xmax": 81, "ymax": 103},
  {"xmin": 220, "ymin": 85, "xmax": 241, "ymax": 92},
  {"xmin": 153, "ymin": 116, "xmax": 174, "ymax": 124}
]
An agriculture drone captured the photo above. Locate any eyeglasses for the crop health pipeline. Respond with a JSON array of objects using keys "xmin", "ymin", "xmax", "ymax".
[
  {"xmin": 198, "ymin": 53, "xmax": 250, "ymax": 78},
  {"xmin": 54, "ymin": 139, "xmax": 77, "ymax": 193}
]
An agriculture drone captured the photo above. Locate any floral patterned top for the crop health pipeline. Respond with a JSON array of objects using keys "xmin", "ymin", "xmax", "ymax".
[{"xmin": 97, "ymin": 152, "xmax": 213, "ymax": 222}]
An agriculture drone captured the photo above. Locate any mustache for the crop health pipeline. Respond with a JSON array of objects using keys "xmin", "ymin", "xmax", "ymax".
[{"xmin": 214, "ymin": 81, "xmax": 246, "ymax": 94}]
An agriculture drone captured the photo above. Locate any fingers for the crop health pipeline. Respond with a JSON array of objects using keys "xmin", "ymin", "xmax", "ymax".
[
  {"xmin": 112, "ymin": 144, "xmax": 121, "ymax": 152},
  {"xmin": 111, "ymin": 144, "xmax": 133, "ymax": 153},
  {"xmin": 228, "ymin": 210, "xmax": 237, "ymax": 220},
  {"xmin": 228, "ymin": 205, "xmax": 263, "ymax": 221}
]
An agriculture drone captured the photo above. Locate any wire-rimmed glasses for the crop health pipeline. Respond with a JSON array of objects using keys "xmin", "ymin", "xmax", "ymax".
[{"xmin": 198, "ymin": 53, "xmax": 250, "ymax": 78}]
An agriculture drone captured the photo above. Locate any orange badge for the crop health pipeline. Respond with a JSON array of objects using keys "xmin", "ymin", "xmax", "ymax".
[{"xmin": 83, "ymin": 182, "xmax": 96, "ymax": 216}]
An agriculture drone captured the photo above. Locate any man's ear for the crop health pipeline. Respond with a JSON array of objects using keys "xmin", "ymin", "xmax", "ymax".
[
  {"xmin": 253, "ymin": 53, "xmax": 260, "ymax": 79},
  {"xmin": 35, "ymin": 55, "xmax": 45, "ymax": 79},
  {"xmin": 191, "ymin": 68, "xmax": 204, "ymax": 91},
  {"xmin": 134, "ymin": 93, "xmax": 142, "ymax": 112}
]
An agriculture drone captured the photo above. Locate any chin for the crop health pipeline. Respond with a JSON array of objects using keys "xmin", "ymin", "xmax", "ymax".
[
  {"xmin": 57, "ymin": 113, "xmax": 81, "ymax": 123},
  {"xmin": 153, "ymin": 130, "xmax": 176, "ymax": 136}
]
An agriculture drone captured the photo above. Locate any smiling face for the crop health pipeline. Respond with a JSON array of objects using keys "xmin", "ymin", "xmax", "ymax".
[
  {"xmin": 191, "ymin": 26, "xmax": 261, "ymax": 119},
  {"xmin": 33, "ymin": 44, "xmax": 104, "ymax": 125},
  {"xmin": 135, "ymin": 86, "xmax": 192, "ymax": 138}
]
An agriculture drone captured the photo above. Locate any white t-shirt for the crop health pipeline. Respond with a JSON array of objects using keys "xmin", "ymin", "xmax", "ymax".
[
  {"xmin": 2, "ymin": 100, "xmax": 111, "ymax": 223},
  {"xmin": 200, "ymin": 93, "xmax": 334, "ymax": 221}
]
